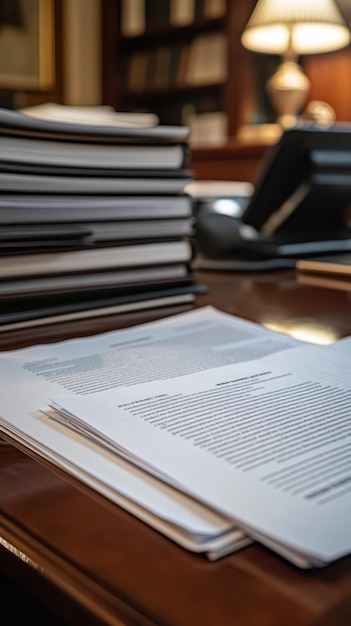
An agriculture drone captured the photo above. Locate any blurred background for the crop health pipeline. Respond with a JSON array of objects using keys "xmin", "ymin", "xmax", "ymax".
[{"xmin": 1, "ymin": 0, "xmax": 351, "ymax": 182}]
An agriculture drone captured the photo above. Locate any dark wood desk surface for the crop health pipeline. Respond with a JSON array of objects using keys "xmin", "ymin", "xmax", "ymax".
[{"xmin": 1, "ymin": 269, "xmax": 351, "ymax": 626}]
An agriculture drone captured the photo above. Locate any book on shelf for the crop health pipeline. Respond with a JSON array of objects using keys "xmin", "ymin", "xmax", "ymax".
[
  {"xmin": 189, "ymin": 111, "xmax": 227, "ymax": 147},
  {"xmin": 186, "ymin": 33, "xmax": 227, "ymax": 85},
  {"xmin": 168, "ymin": 44, "xmax": 184, "ymax": 86},
  {"xmin": 177, "ymin": 43, "xmax": 192, "ymax": 86},
  {"xmin": 203, "ymin": 0, "xmax": 226, "ymax": 18},
  {"xmin": 127, "ymin": 46, "xmax": 183, "ymax": 93},
  {"xmin": 152, "ymin": 46, "xmax": 173, "ymax": 90},
  {"xmin": 145, "ymin": 0, "xmax": 171, "ymax": 31},
  {"xmin": 194, "ymin": 0, "xmax": 205, "ymax": 20},
  {"xmin": 135, "ymin": 0, "xmax": 219, "ymax": 40},
  {"xmin": 1, "ymin": 306, "xmax": 351, "ymax": 566},
  {"xmin": 127, "ymin": 51, "xmax": 150, "ymax": 92},
  {"xmin": 170, "ymin": 0, "xmax": 195, "ymax": 26},
  {"xmin": 120, "ymin": 0, "xmax": 145, "ymax": 37}
]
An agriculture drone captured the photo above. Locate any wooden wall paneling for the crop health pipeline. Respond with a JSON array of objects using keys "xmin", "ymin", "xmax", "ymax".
[{"xmin": 304, "ymin": 48, "xmax": 351, "ymax": 122}]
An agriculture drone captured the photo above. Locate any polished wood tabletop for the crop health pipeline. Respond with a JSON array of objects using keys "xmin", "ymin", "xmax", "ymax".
[{"xmin": 1, "ymin": 269, "xmax": 351, "ymax": 626}]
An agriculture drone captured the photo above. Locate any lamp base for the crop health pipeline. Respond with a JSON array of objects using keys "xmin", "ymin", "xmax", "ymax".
[{"xmin": 266, "ymin": 59, "xmax": 310, "ymax": 129}]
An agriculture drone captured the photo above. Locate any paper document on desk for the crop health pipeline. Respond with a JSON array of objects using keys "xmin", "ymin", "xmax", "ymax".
[
  {"xmin": 53, "ymin": 338, "xmax": 351, "ymax": 566},
  {"xmin": 50, "ymin": 337, "xmax": 351, "ymax": 568},
  {"xmin": 0, "ymin": 306, "xmax": 312, "ymax": 560}
]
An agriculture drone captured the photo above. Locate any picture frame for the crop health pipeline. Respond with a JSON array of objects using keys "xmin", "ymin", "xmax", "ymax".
[{"xmin": 0, "ymin": 0, "xmax": 54, "ymax": 90}]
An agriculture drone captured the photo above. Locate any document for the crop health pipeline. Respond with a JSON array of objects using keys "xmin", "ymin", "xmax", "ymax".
[
  {"xmin": 0, "ymin": 306, "xmax": 326, "ymax": 562},
  {"xmin": 51, "ymin": 336, "xmax": 351, "ymax": 567}
]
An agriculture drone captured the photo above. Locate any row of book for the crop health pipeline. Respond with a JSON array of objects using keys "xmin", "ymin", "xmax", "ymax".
[
  {"xmin": 125, "ymin": 32, "xmax": 227, "ymax": 93},
  {"xmin": 121, "ymin": 0, "xmax": 226, "ymax": 37},
  {"xmin": 0, "ymin": 104, "xmax": 202, "ymax": 332}
]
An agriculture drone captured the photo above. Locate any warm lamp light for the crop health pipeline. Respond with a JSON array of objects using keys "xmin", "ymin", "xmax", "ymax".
[{"xmin": 241, "ymin": 0, "xmax": 351, "ymax": 128}]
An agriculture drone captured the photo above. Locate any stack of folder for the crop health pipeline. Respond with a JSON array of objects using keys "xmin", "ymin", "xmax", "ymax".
[{"xmin": 0, "ymin": 106, "xmax": 199, "ymax": 331}]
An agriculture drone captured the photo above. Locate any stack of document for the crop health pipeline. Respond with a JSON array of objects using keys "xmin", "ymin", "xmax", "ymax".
[
  {"xmin": 0, "ymin": 105, "xmax": 198, "ymax": 330},
  {"xmin": 1, "ymin": 307, "xmax": 350, "ymax": 566}
]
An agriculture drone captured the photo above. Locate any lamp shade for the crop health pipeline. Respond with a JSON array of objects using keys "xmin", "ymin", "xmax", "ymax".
[{"xmin": 241, "ymin": 0, "xmax": 350, "ymax": 54}]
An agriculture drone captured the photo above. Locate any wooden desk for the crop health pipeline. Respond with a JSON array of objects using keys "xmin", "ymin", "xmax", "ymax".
[{"xmin": 1, "ymin": 269, "xmax": 351, "ymax": 626}]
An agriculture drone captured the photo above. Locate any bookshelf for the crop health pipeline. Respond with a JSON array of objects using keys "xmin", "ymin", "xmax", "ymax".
[
  {"xmin": 102, "ymin": 0, "xmax": 261, "ymax": 139},
  {"xmin": 101, "ymin": 1, "xmax": 351, "ymax": 182}
]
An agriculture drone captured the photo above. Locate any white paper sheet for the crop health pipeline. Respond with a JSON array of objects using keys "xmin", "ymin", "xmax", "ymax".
[
  {"xmin": 51, "ymin": 338, "xmax": 351, "ymax": 566},
  {"xmin": 0, "ymin": 307, "xmax": 307, "ymax": 558}
]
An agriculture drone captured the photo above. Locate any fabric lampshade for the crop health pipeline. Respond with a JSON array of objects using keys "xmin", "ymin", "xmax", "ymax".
[{"xmin": 241, "ymin": 0, "xmax": 350, "ymax": 55}]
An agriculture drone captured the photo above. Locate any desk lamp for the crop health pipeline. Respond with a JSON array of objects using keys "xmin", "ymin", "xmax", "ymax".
[{"xmin": 241, "ymin": 0, "xmax": 350, "ymax": 128}]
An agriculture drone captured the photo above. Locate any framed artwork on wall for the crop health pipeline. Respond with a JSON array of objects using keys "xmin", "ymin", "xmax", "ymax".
[{"xmin": 0, "ymin": 0, "xmax": 54, "ymax": 90}]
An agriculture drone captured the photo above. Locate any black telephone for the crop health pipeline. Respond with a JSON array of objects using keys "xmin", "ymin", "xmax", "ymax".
[{"xmin": 240, "ymin": 124, "xmax": 351, "ymax": 258}]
